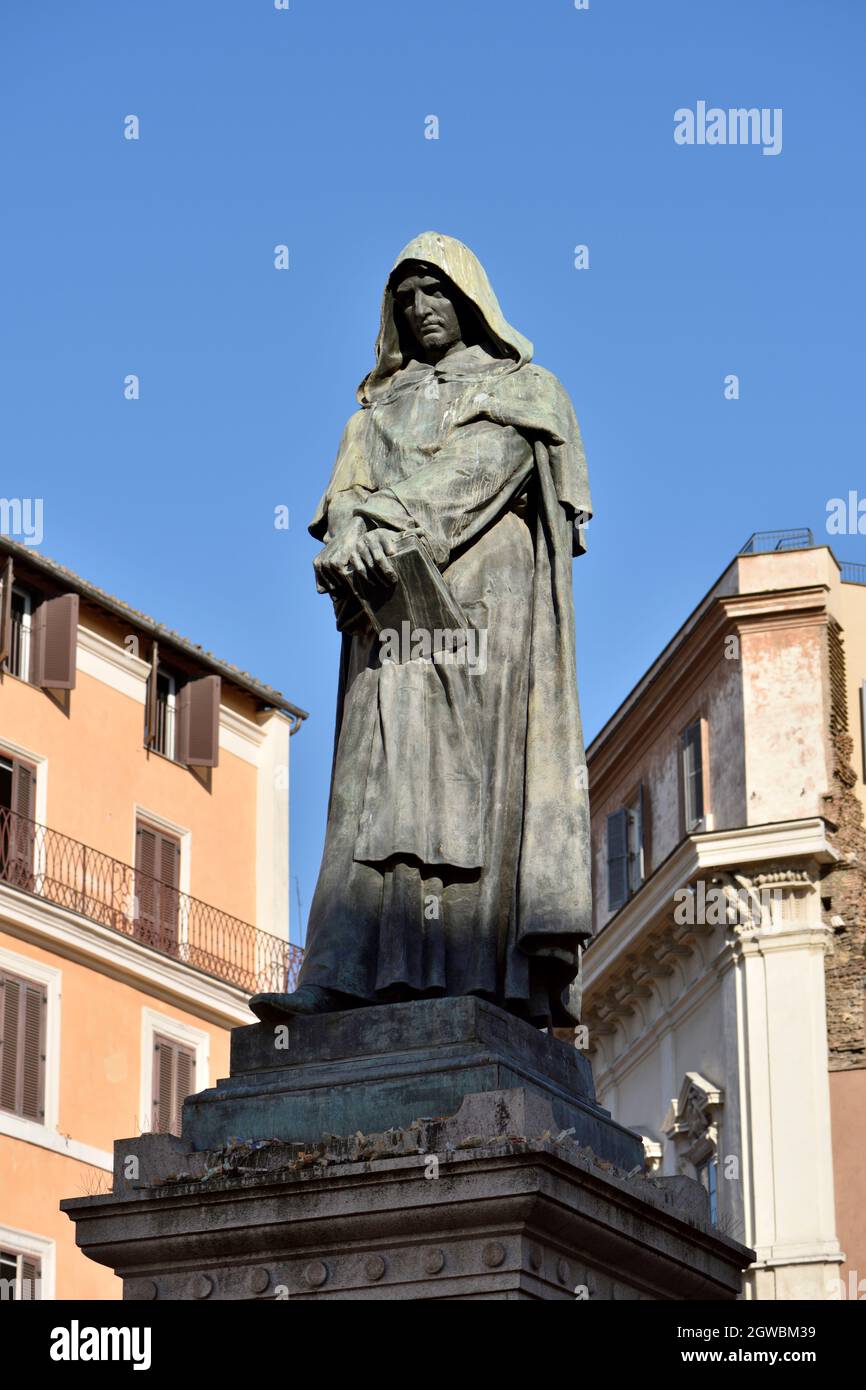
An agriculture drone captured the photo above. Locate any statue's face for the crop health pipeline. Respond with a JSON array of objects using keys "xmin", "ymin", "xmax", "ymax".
[{"xmin": 393, "ymin": 268, "xmax": 465, "ymax": 362}]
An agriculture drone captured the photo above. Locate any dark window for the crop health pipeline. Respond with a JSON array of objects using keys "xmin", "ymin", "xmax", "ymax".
[
  {"xmin": 7, "ymin": 587, "xmax": 33, "ymax": 681},
  {"xmin": 0, "ymin": 755, "xmax": 36, "ymax": 890},
  {"xmin": 0, "ymin": 969, "xmax": 47, "ymax": 1122},
  {"xmin": 134, "ymin": 821, "xmax": 180, "ymax": 954},
  {"xmin": 152, "ymin": 1034, "xmax": 195, "ymax": 1136},
  {"xmin": 0, "ymin": 1247, "xmax": 41, "ymax": 1300},
  {"xmin": 154, "ymin": 669, "xmax": 178, "ymax": 760},
  {"xmin": 682, "ymin": 720, "xmax": 705, "ymax": 832}
]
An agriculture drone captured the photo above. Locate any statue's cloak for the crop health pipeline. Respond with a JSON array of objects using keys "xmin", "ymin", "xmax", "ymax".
[{"xmin": 304, "ymin": 232, "xmax": 593, "ymax": 1025}]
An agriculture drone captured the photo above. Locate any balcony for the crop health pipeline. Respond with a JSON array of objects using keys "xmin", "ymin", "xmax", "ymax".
[{"xmin": 0, "ymin": 807, "xmax": 303, "ymax": 996}]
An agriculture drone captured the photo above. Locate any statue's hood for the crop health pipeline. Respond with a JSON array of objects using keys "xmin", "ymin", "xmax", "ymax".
[{"xmin": 358, "ymin": 232, "xmax": 534, "ymax": 404}]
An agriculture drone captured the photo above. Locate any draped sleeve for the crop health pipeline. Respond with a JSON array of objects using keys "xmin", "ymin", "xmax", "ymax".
[{"xmin": 308, "ymin": 409, "xmax": 374, "ymax": 542}]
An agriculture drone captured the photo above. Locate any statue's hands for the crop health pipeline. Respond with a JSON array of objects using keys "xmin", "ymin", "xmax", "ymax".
[
  {"xmin": 354, "ymin": 527, "xmax": 398, "ymax": 584},
  {"xmin": 314, "ymin": 516, "xmax": 398, "ymax": 593}
]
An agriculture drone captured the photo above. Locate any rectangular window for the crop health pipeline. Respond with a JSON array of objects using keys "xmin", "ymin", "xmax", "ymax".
[
  {"xmin": 0, "ymin": 1246, "xmax": 41, "ymax": 1300},
  {"xmin": 134, "ymin": 821, "xmax": 180, "ymax": 954},
  {"xmin": 626, "ymin": 788, "xmax": 645, "ymax": 896},
  {"xmin": 152, "ymin": 1034, "xmax": 195, "ymax": 1136},
  {"xmin": 145, "ymin": 639, "xmax": 221, "ymax": 767},
  {"xmin": 145, "ymin": 643, "xmax": 178, "ymax": 761},
  {"xmin": 0, "ymin": 754, "xmax": 36, "ymax": 890},
  {"xmin": 682, "ymin": 720, "xmax": 705, "ymax": 833},
  {"xmin": 0, "ymin": 969, "xmax": 47, "ymax": 1122}
]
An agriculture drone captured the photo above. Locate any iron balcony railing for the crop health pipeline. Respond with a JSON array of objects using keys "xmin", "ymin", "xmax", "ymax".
[{"xmin": 0, "ymin": 807, "xmax": 303, "ymax": 996}]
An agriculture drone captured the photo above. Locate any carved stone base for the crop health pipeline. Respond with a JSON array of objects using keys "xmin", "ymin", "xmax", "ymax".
[
  {"xmin": 62, "ymin": 1089, "xmax": 750, "ymax": 1300},
  {"xmin": 62, "ymin": 1000, "xmax": 752, "ymax": 1300}
]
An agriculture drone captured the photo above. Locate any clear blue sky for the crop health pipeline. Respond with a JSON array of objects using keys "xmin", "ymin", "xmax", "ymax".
[{"xmin": 3, "ymin": 1, "xmax": 864, "ymax": 943}]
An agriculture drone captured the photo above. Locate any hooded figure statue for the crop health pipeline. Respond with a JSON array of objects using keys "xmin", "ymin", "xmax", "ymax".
[{"xmin": 252, "ymin": 232, "xmax": 593, "ymax": 1029}]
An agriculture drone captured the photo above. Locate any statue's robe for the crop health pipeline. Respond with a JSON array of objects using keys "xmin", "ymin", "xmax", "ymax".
[{"xmin": 301, "ymin": 232, "xmax": 593, "ymax": 1027}]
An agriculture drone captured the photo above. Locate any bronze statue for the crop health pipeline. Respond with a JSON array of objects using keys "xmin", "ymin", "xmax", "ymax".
[{"xmin": 252, "ymin": 232, "xmax": 593, "ymax": 1029}]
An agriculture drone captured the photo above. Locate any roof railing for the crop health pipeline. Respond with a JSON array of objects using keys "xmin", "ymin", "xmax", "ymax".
[
  {"xmin": 840, "ymin": 561, "xmax": 866, "ymax": 586},
  {"xmin": 739, "ymin": 528, "xmax": 814, "ymax": 555}
]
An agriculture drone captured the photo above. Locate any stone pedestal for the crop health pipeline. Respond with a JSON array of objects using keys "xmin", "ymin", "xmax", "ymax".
[{"xmin": 62, "ymin": 999, "xmax": 753, "ymax": 1299}]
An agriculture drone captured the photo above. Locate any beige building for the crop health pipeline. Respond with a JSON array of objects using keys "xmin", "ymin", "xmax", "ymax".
[
  {"xmin": 582, "ymin": 531, "xmax": 866, "ymax": 1300},
  {"xmin": 0, "ymin": 537, "xmax": 305, "ymax": 1299}
]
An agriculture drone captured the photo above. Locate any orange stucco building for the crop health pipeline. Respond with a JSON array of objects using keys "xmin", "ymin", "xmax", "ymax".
[{"xmin": 0, "ymin": 537, "xmax": 305, "ymax": 1299}]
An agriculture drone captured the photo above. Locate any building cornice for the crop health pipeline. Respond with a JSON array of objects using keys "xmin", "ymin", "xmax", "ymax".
[
  {"xmin": 583, "ymin": 817, "xmax": 838, "ymax": 992},
  {"xmin": 0, "ymin": 884, "xmax": 254, "ymax": 1029}
]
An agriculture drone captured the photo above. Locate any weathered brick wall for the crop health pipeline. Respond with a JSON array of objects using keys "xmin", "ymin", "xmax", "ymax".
[{"xmin": 822, "ymin": 728, "xmax": 866, "ymax": 1070}]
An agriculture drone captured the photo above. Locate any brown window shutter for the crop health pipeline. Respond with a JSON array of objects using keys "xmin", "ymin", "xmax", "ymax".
[
  {"xmin": 158, "ymin": 833, "xmax": 180, "ymax": 944},
  {"xmin": 34, "ymin": 593, "xmax": 79, "ymax": 689},
  {"xmin": 0, "ymin": 970, "xmax": 46, "ymax": 1120},
  {"xmin": 177, "ymin": 674, "xmax": 221, "ymax": 767},
  {"xmin": 10, "ymin": 760, "xmax": 35, "ymax": 889},
  {"xmin": 0, "ymin": 557, "xmax": 13, "ymax": 668},
  {"xmin": 153, "ymin": 1036, "xmax": 175, "ymax": 1133},
  {"xmin": 153, "ymin": 1034, "xmax": 195, "ymax": 1137},
  {"xmin": 144, "ymin": 641, "xmax": 159, "ymax": 748},
  {"xmin": 135, "ymin": 821, "xmax": 180, "ymax": 952},
  {"xmin": 0, "ymin": 973, "xmax": 20, "ymax": 1113},
  {"xmin": 20, "ymin": 1256, "xmax": 40, "ymax": 1299},
  {"xmin": 29, "ymin": 596, "xmax": 46, "ymax": 684},
  {"xmin": 135, "ymin": 823, "xmax": 158, "ymax": 937},
  {"xmin": 174, "ymin": 1045, "xmax": 195, "ymax": 1134},
  {"xmin": 21, "ymin": 981, "xmax": 46, "ymax": 1120}
]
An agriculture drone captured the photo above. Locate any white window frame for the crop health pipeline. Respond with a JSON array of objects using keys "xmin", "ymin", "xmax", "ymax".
[
  {"xmin": 0, "ymin": 1224, "xmax": 56, "ymax": 1300},
  {"xmin": 0, "ymin": 944, "xmax": 111, "ymax": 1171},
  {"xmin": 139, "ymin": 1007, "xmax": 209, "ymax": 1135}
]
